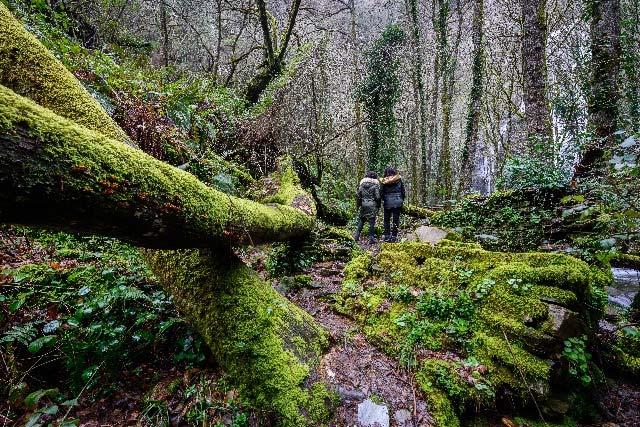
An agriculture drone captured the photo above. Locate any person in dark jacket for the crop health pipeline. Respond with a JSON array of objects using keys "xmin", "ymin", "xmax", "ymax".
[
  {"xmin": 380, "ymin": 167, "xmax": 405, "ymax": 242},
  {"xmin": 354, "ymin": 171, "xmax": 381, "ymax": 244}
]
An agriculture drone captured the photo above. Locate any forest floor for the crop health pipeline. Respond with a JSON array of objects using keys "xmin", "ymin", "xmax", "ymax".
[{"xmin": 286, "ymin": 253, "xmax": 432, "ymax": 426}]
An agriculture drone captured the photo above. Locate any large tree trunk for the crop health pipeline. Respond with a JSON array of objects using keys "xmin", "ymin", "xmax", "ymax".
[
  {"xmin": 520, "ymin": 0, "xmax": 553, "ymax": 152},
  {"xmin": 576, "ymin": 0, "xmax": 621, "ymax": 177},
  {"xmin": 0, "ymin": 3, "xmax": 129, "ymax": 143},
  {"xmin": 459, "ymin": 0, "xmax": 484, "ymax": 196},
  {"xmin": 0, "ymin": 6, "xmax": 328, "ymax": 422},
  {"xmin": 0, "ymin": 88, "xmax": 313, "ymax": 248}
]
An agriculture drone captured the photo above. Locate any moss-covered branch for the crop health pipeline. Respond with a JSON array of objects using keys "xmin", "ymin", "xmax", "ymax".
[
  {"xmin": 0, "ymin": 85, "xmax": 314, "ymax": 248},
  {"xmin": 0, "ymin": 3, "xmax": 129, "ymax": 143},
  {"xmin": 402, "ymin": 203, "xmax": 436, "ymax": 219},
  {"xmin": 144, "ymin": 249, "xmax": 328, "ymax": 425}
]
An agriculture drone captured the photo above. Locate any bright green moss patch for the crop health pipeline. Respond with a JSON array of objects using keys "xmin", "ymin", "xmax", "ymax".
[
  {"xmin": 305, "ymin": 382, "xmax": 340, "ymax": 426},
  {"xmin": 336, "ymin": 241, "xmax": 600, "ymax": 423}
]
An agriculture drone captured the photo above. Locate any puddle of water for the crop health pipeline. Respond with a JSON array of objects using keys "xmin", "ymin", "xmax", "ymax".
[{"xmin": 607, "ymin": 268, "xmax": 640, "ymax": 309}]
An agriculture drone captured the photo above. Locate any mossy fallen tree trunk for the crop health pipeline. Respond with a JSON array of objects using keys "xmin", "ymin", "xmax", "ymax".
[
  {"xmin": 144, "ymin": 249, "xmax": 328, "ymax": 424},
  {"xmin": 0, "ymin": 8, "xmax": 330, "ymax": 423},
  {"xmin": 0, "ymin": 86, "xmax": 313, "ymax": 248},
  {"xmin": 402, "ymin": 203, "xmax": 436, "ymax": 219},
  {"xmin": 0, "ymin": 83, "xmax": 328, "ymax": 422}
]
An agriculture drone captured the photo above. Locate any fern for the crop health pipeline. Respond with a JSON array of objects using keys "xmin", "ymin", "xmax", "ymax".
[{"xmin": 1, "ymin": 322, "xmax": 39, "ymax": 346}]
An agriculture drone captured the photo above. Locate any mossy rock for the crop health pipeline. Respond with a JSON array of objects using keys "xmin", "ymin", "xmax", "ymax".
[{"xmin": 335, "ymin": 241, "xmax": 607, "ymax": 425}]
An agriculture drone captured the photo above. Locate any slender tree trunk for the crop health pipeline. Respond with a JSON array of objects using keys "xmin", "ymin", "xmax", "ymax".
[
  {"xmin": 212, "ymin": 0, "xmax": 223, "ymax": 81},
  {"xmin": 520, "ymin": 0, "xmax": 553, "ymax": 156},
  {"xmin": 160, "ymin": 0, "xmax": 170, "ymax": 67},
  {"xmin": 620, "ymin": 0, "xmax": 640, "ymax": 131},
  {"xmin": 351, "ymin": 0, "xmax": 365, "ymax": 178},
  {"xmin": 576, "ymin": 0, "xmax": 621, "ymax": 177},
  {"xmin": 436, "ymin": 0, "xmax": 462, "ymax": 202},
  {"xmin": 459, "ymin": 0, "xmax": 484, "ymax": 195},
  {"xmin": 245, "ymin": 0, "xmax": 302, "ymax": 104},
  {"xmin": 426, "ymin": 0, "xmax": 443, "ymax": 203},
  {"xmin": 405, "ymin": 0, "xmax": 429, "ymax": 204}
]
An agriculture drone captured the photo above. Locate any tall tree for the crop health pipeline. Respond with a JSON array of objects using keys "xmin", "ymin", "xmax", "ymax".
[
  {"xmin": 159, "ymin": 0, "xmax": 170, "ymax": 67},
  {"xmin": 459, "ymin": 0, "xmax": 485, "ymax": 195},
  {"xmin": 520, "ymin": 0, "xmax": 553, "ymax": 152},
  {"xmin": 405, "ymin": 0, "xmax": 429, "ymax": 203},
  {"xmin": 436, "ymin": 0, "xmax": 463, "ymax": 201},
  {"xmin": 357, "ymin": 24, "xmax": 406, "ymax": 173},
  {"xmin": 244, "ymin": 0, "xmax": 302, "ymax": 104},
  {"xmin": 576, "ymin": 0, "xmax": 621, "ymax": 176}
]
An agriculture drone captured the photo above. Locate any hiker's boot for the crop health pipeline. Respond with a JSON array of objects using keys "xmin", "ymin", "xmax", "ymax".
[
  {"xmin": 390, "ymin": 227, "xmax": 399, "ymax": 243},
  {"xmin": 382, "ymin": 234, "xmax": 390, "ymax": 242},
  {"xmin": 354, "ymin": 232, "xmax": 361, "ymax": 242},
  {"xmin": 369, "ymin": 236, "xmax": 377, "ymax": 245}
]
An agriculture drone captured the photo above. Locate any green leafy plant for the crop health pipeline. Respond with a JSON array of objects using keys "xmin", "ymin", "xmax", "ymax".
[{"xmin": 563, "ymin": 336, "xmax": 592, "ymax": 386}]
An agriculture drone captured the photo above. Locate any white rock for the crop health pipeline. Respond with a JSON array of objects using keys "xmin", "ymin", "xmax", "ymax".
[
  {"xmin": 408, "ymin": 226, "xmax": 448, "ymax": 245},
  {"xmin": 357, "ymin": 399, "xmax": 389, "ymax": 427}
]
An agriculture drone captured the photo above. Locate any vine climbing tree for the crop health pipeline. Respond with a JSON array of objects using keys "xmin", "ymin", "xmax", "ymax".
[{"xmin": 356, "ymin": 24, "xmax": 406, "ymax": 174}]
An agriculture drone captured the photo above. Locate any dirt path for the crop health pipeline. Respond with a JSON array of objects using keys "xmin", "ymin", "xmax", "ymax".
[{"xmin": 285, "ymin": 254, "xmax": 433, "ymax": 427}]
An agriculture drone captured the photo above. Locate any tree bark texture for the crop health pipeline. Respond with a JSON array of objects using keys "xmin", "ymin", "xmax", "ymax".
[
  {"xmin": 577, "ymin": 0, "xmax": 621, "ymax": 177},
  {"xmin": 459, "ymin": 0, "xmax": 484, "ymax": 195},
  {"xmin": 520, "ymin": 0, "xmax": 553, "ymax": 149}
]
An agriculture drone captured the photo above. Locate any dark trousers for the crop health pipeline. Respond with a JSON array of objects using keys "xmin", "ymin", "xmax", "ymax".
[
  {"xmin": 356, "ymin": 216, "xmax": 376, "ymax": 240},
  {"xmin": 383, "ymin": 207, "xmax": 401, "ymax": 240}
]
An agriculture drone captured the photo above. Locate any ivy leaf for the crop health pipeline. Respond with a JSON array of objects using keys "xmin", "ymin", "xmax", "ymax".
[
  {"xmin": 28, "ymin": 335, "xmax": 57, "ymax": 353},
  {"xmin": 24, "ymin": 388, "xmax": 58, "ymax": 409}
]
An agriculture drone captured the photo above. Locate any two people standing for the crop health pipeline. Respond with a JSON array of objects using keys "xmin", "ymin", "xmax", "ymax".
[{"xmin": 354, "ymin": 167, "xmax": 405, "ymax": 244}]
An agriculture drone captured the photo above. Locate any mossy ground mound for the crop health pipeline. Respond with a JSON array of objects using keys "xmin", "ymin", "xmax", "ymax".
[{"xmin": 336, "ymin": 241, "xmax": 610, "ymax": 425}]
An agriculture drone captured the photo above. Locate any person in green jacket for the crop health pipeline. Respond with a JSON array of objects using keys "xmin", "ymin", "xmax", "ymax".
[{"xmin": 354, "ymin": 171, "xmax": 381, "ymax": 244}]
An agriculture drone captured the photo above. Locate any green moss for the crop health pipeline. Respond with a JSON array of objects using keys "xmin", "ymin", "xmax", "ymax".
[
  {"xmin": 416, "ymin": 378, "xmax": 460, "ymax": 427},
  {"xmin": 336, "ymin": 241, "xmax": 597, "ymax": 421},
  {"xmin": 0, "ymin": 3, "xmax": 129, "ymax": 142},
  {"xmin": 305, "ymin": 382, "xmax": 339, "ymax": 426}
]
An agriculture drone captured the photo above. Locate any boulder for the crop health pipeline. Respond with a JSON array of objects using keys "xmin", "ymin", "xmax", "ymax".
[
  {"xmin": 547, "ymin": 304, "xmax": 583, "ymax": 341},
  {"xmin": 407, "ymin": 226, "xmax": 448, "ymax": 245}
]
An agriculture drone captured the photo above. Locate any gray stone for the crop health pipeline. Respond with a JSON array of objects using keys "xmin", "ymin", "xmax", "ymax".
[
  {"xmin": 393, "ymin": 408, "xmax": 413, "ymax": 425},
  {"xmin": 357, "ymin": 399, "xmax": 389, "ymax": 427},
  {"xmin": 547, "ymin": 304, "xmax": 583, "ymax": 340},
  {"xmin": 408, "ymin": 226, "xmax": 448, "ymax": 245},
  {"xmin": 337, "ymin": 387, "xmax": 366, "ymax": 401}
]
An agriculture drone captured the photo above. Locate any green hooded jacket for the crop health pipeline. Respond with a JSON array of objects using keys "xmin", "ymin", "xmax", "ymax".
[{"xmin": 356, "ymin": 177, "xmax": 381, "ymax": 219}]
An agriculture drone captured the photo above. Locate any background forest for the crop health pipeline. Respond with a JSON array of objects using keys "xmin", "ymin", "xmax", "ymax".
[{"xmin": 0, "ymin": 0, "xmax": 639, "ymax": 426}]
